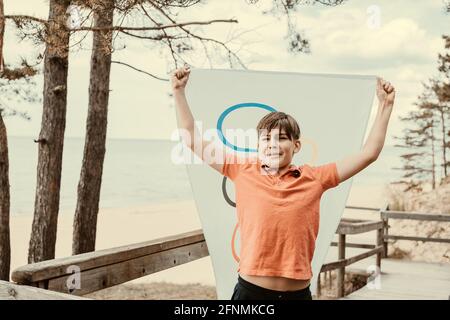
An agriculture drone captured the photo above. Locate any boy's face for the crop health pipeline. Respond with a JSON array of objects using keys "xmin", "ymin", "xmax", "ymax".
[{"xmin": 257, "ymin": 128, "xmax": 301, "ymax": 169}]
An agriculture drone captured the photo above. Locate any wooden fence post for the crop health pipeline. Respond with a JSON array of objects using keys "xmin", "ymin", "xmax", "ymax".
[
  {"xmin": 381, "ymin": 204, "xmax": 389, "ymax": 258},
  {"xmin": 337, "ymin": 234, "xmax": 346, "ymax": 298},
  {"xmin": 383, "ymin": 217, "xmax": 389, "ymax": 258},
  {"xmin": 317, "ymin": 273, "xmax": 321, "ymax": 298},
  {"xmin": 376, "ymin": 227, "xmax": 383, "ymax": 268}
]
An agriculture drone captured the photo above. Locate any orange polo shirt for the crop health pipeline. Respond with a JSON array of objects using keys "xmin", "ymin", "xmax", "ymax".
[{"xmin": 221, "ymin": 153, "xmax": 340, "ymax": 280}]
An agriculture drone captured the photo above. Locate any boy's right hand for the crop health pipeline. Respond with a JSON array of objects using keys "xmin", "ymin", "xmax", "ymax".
[{"xmin": 171, "ymin": 66, "xmax": 191, "ymax": 92}]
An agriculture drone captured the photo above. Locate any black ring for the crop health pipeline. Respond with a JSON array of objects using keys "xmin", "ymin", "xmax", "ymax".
[{"xmin": 222, "ymin": 176, "xmax": 236, "ymax": 207}]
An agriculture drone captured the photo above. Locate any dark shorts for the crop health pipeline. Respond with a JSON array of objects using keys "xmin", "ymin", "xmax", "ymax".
[{"xmin": 231, "ymin": 275, "xmax": 313, "ymax": 300}]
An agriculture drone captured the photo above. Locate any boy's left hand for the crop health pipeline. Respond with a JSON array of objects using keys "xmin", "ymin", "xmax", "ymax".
[{"xmin": 376, "ymin": 77, "xmax": 395, "ymax": 107}]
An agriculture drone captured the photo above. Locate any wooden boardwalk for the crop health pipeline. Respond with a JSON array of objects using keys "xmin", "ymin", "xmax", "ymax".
[{"xmin": 342, "ymin": 258, "xmax": 450, "ymax": 300}]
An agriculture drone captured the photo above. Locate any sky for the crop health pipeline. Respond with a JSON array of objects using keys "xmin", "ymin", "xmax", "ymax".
[{"xmin": 2, "ymin": 0, "xmax": 449, "ymax": 145}]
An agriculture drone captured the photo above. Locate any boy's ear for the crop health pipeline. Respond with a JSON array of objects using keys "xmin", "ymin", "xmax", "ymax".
[{"xmin": 294, "ymin": 139, "xmax": 301, "ymax": 153}]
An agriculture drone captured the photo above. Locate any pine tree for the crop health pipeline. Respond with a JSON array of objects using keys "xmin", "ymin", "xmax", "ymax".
[
  {"xmin": 0, "ymin": 0, "xmax": 39, "ymax": 278},
  {"xmin": 432, "ymin": 35, "xmax": 450, "ymax": 178},
  {"xmin": 392, "ymin": 103, "xmax": 438, "ymax": 191},
  {"xmin": 392, "ymin": 35, "xmax": 450, "ymax": 190},
  {"xmin": 5, "ymin": 0, "xmax": 348, "ymax": 260}
]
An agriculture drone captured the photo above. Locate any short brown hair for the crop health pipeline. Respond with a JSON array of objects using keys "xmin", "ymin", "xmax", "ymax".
[{"xmin": 256, "ymin": 111, "xmax": 301, "ymax": 141}]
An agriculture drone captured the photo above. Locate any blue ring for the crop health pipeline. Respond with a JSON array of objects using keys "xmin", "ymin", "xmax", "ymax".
[{"xmin": 216, "ymin": 102, "xmax": 277, "ymax": 153}]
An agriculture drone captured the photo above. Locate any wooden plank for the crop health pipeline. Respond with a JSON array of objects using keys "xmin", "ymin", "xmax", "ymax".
[
  {"xmin": 321, "ymin": 260, "xmax": 346, "ymax": 272},
  {"xmin": 343, "ymin": 259, "xmax": 450, "ymax": 300},
  {"xmin": 381, "ymin": 211, "xmax": 450, "ymax": 222},
  {"xmin": 376, "ymin": 228, "xmax": 383, "ymax": 268},
  {"xmin": 46, "ymin": 241, "xmax": 208, "ymax": 296},
  {"xmin": 340, "ymin": 218, "xmax": 369, "ymax": 223},
  {"xmin": 317, "ymin": 273, "xmax": 321, "ymax": 297},
  {"xmin": 0, "ymin": 280, "xmax": 90, "ymax": 300},
  {"xmin": 337, "ymin": 234, "xmax": 345, "ymax": 298},
  {"xmin": 384, "ymin": 235, "xmax": 450, "ymax": 244},
  {"xmin": 330, "ymin": 242, "xmax": 376, "ymax": 249},
  {"xmin": 12, "ymin": 229, "xmax": 207, "ymax": 285},
  {"xmin": 382, "ymin": 216, "xmax": 389, "ymax": 258},
  {"xmin": 344, "ymin": 247, "xmax": 383, "ymax": 266},
  {"xmin": 337, "ymin": 220, "xmax": 384, "ymax": 235},
  {"xmin": 321, "ymin": 247, "xmax": 383, "ymax": 272},
  {"xmin": 344, "ymin": 206, "xmax": 380, "ymax": 212}
]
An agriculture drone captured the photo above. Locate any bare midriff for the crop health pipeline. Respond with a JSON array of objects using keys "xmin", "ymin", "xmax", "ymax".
[{"xmin": 239, "ymin": 273, "xmax": 311, "ymax": 291}]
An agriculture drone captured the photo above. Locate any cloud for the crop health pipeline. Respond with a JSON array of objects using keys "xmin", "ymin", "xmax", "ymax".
[
  {"xmin": 396, "ymin": 66, "xmax": 428, "ymax": 82},
  {"xmin": 3, "ymin": 0, "xmax": 448, "ymax": 143},
  {"xmin": 306, "ymin": 9, "xmax": 442, "ymax": 70}
]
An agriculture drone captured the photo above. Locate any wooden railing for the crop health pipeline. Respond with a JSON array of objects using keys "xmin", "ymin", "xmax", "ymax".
[
  {"xmin": 11, "ymin": 230, "xmax": 208, "ymax": 296},
  {"xmin": 8, "ymin": 204, "xmax": 448, "ymax": 300},
  {"xmin": 316, "ymin": 205, "xmax": 450, "ymax": 298},
  {"xmin": 380, "ymin": 209, "xmax": 450, "ymax": 257},
  {"xmin": 9, "ymin": 205, "xmax": 387, "ymax": 299},
  {"xmin": 317, "ymin": 204, "xmax": 386, "ymax": 298},
  {"xmin": 0, "ymin": 280, "xmax": 90, "ymax": 300}
]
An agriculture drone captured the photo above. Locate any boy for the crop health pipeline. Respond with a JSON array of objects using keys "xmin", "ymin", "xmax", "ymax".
[{"xmin": 172, "ymin": 66, "xmax": 395, "ymax": 300}]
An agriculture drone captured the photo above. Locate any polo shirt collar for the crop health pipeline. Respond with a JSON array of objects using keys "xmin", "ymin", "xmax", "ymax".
[{"xmin": 257, "ymin": 158, "xmax": 301, "ymax": 178}]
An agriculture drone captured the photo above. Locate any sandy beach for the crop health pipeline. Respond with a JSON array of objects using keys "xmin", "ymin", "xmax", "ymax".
[
  {"xmin": 383, "ymin": 177, "xmax": 450, "ymax": 264},
  {"xmin": 10, "ymin": 199, "xmax": 218, "ymax": 286},
  {"xmin": 10, "ymin": 199, "xmax": 221, "ymax": 299}
]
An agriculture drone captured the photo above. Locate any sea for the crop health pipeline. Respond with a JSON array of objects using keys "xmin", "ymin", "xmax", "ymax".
[{"xmin": 8, "ymin": 136, "xmax": 405, "ymax": 215}]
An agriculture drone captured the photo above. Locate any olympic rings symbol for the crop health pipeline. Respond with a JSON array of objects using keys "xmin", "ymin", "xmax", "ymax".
[
  {"xmin": 216, "ymin": 102, "xmax": 277, "ymax": 153},
  {"xmin": 218, "ymin": 102, "xmax": 277, "ymax": 263}
]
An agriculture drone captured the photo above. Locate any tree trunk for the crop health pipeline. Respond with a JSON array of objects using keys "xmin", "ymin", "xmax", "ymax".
[
  {"xmin": 0, "ymin": 0, "xmax": 5, "ymax": 72},
  {"xmin": 439, "ymin": 108, "xmax": 447, "ymax": 177},
  {"xmin": 72, "ymin": 0, "xmax": 114, "ymax": 254},
  {"xmin": 0, "ymin": 114, "xmax": 11, "ymax": 281},
  {"xmin": 28, "ymin": 0, "xmax": 71, "ymax": 263},
  {"xmin": 0, "ymin": 0, "xmax": 10, "ymax": 281},
  {"xmin": 430, "ymin": 124, "xmax": 436, "ymax": 190}
]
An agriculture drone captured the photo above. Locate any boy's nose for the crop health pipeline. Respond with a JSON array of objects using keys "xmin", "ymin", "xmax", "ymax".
[{"xmin": 269, "ymin": 139, "xmax": 280, "ymax": 148}]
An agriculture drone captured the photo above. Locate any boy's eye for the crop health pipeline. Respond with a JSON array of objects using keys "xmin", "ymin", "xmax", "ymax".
[{"xmin": 260, "ymin": 135, "xmax": 288, "ymax": 141}]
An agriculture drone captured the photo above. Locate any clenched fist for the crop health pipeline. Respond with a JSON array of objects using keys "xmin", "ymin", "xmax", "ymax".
[
  {"xmin": 171, "ymin": 65, "xmax": 191, "ymax": 91},
  {"xmin": 376, "ymin": 77, "xmax": 395, "ymax": 107}
]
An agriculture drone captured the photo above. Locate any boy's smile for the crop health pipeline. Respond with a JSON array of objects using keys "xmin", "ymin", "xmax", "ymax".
[{"xmin": 258, "ymin": 128, "xmax": 301, "ymax": 173}]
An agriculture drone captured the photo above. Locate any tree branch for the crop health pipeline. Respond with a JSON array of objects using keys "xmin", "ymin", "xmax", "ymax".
[
  {"xmin": 145, "ymin": 1, "xmax": 246, "ymax": 68},
  {"xmin": 111, "ymin": 60, "xmax": 168, "ymax": 81},
  {"xmin": 4, "ymin": 15, "xmax": 48, "ymax": 25},
  {"xmin": 70, "ymin": 18, "xmax": 238, "ymax": 32},
  {"xmin": 0, "ymin": 0, "xmax": 4, "ymax": 72}
]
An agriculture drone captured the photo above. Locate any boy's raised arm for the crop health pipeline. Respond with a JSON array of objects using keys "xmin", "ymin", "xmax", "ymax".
[
  {"xmin": 335, "ymin": 77, "xmax": 396, "ymax": 183},
  {"xmin": 171, "ymin": 66, "xmax": 224, "ymax": 174}
]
